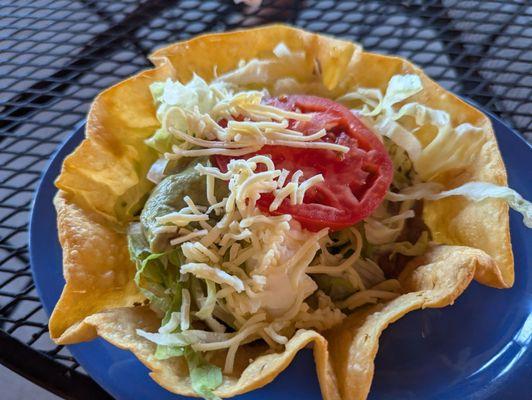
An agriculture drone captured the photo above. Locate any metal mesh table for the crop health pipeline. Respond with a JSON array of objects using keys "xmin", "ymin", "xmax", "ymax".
[{"xmin": 0, "ymin": 0, "xmax": 530, "ymax": 398}]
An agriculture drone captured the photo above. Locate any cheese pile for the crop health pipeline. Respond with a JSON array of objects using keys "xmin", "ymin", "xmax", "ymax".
[
  {"xmin": 146, "ymin": 155, "xmax": 337, "ymax": 372},
  {"xmin": 137, "ymin": 66, "xmax": 402, "ymax": 374},
  {"xmin": 138, "ymin": 152, "xmax": 403, "ymax": 373}
]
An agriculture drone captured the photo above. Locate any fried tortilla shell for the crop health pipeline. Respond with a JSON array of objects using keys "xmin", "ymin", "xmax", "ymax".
[
  {"xmin": 323, "ymin": 245, "xmax": 494, "ymax": 400},
  {"xmin": 50, "ymin": 25, "xmax": 513, "ymax": 399},
  {"xmin": 49, "ymin": 192, "xmax": 144, "ymax": 342},
  {"xmin": 54, "ymin": 59, "xmax": 176, "ymax": 226}
]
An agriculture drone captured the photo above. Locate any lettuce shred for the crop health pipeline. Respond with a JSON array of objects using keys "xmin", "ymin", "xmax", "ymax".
[
  {"xmin": 148, "ymin": 76, "xmax": 232, "ymax": 154},
  {"xmin": 388, "ymin": 181, "xmax": 532, "ymax": 228},
  {"xmin": 380, "ymin": 231, "xmax": 430, "ymax": 258},
  {"xmin": 154, "ymin": 344, "xmax": 186, "ymax": 360},
  {"xmin": 339, "ymin": 74, "xmax": 486, "ymax": 181},
  {"xmin": 186, "ymin": 350, "xmax": 223, "ymax": 400},
  {"xmin": 128, "ymin": 223, "xmax": 183, "ymax": 313},
  {"xmin": 127, "ymin": 222, "xmax": 223, "ymax": 399},
  {"xmin": 434, "ymin": 183, "xmax": 532, "ymax": 228}
]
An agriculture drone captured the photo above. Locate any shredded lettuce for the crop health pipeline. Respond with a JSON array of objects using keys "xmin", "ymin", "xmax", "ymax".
[
  {"xmin": 148, "ymin": 76, "xmax": 232, "ymax": 153},
  {"xmin": 386, "ymin": 182, "xmax": 444, "ymax": 202},
  {"xmin": 129, "ymin": 222, "xmax": 223, "ymax": 399},
  {"xmin": 151, "ymin": 76, "xmax": 230, "ymax": 124},
  {"xmin": 380, "ymin": 231, "xmax": 430, "ymax": 258},
  {"xmin": 339, "ymin": 75, "xmax": 425, "ymax": 165},
  {"xmin": 195, "ymin": 279, "xmax": 218, "ymax": 320},
  {"xmin": 388, "ymin": 181, "xmax": 532, "ymax": 228},
  {"xmin": 340, "ymin": 74, "xmax": 488, "ymax": 180},
  {"xmin": 186, "ymin": 350, "xmax": 223, "ymax": 400},
  {"xmin": 431, "ymin": 182, "xmax": 532, "ymax": 228},
  {"xmin": 137, "ymin": 329, "xmax": 191, "ymax": 346},
  {"xmin": 127, "ymin": 222, "xmax": 184, "ymax": 313},
  {"xmin": 414, "ymin": 121, "xmax": 485, "ymax": 180},
  {"xmin": 364, "ymin": 210, "xmax": 415, "ymax": 245},
  {"xmin": 337, "ymin": 88, "xmax": 382, "ymax": 113},
  {"xmin": 365, "ymin": 74, "xmax": 423, "ymax": 117},
  {"xmin": 146, "ymin": 128, "xmax": 174, "ymax": 155},
  {"xmin": 140, "ymin": 333, "xmax": 222, "ymax": 398},
  {"xmin": 372, "ymin": 115, "xmax": 423, "ymax": 163},
  {"xmin": 384, "ymin": 137, "xmax": 417, "ymax": 190},
  {"xmin": 139, "ymin": 331, "xmax": 223, "ymax": 398},
  {"xmin": 146, "ymin": 157, "xmax": 170, "ymax": 184},
  {"xmin": 154, "ymin": 344, "xmax": 186, "ymax": 360},
  {"xmin": 314, "ymin": 275, "xmax": 357, "ymax": 301}
]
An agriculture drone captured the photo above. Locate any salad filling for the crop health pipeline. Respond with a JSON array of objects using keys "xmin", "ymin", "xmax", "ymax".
[{"xmin": 126, "ymin": 49, "xmax": 531, "ymax": 399}]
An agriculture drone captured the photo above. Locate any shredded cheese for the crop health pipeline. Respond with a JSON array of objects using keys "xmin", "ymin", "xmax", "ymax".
[
  {"xmin": 195, "ymin": 280, "xmax": 217, "ymax": 319},
  {"xmin": 180, "ymin": 288, "xmax": 191, "ymax": 331},
  {"xmin": 192, "ymin": 321, "xmax": 267, "ymax": 352},
  {"xmin": 156, "ymin": 211, "xmax": 209, "ymax": 226},
  {"xmin": 306, "ymin": 228, "xmax": 363, "ymax": 276},
  {"xmin": 296, "ymin": 174, "xmax": 324, "ymax": 204},
  {"xmin": 337, "ymin": 287, "xmax": 400, "ymax": 310},
  {"xmin": 152, "ymin": 225, "xmax": 178, "ymax": 235},
  {"xmin": 181, "ymin": 263, "xmax": 245, "ymax": 293},
  {"xmin": 264, "ymin": 325, "xmax": 288, "ymax": 345},
  {"xmin": 170, "ymin": 229, "xmax": 208, "ymax": 246}
]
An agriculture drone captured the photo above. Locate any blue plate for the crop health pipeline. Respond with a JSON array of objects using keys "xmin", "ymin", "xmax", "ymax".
[{"xmin": 30, "ymin": 112, "xmax": 532, "ymax": 400}]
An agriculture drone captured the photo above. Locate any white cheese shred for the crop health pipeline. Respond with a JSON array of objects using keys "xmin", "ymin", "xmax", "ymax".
[
  {"xmin": 180, "ymin": 289, "xmax": 191, "ymax": 331},
  {"xmin": 181, "ymin": 263, "xmax": 245, "ymax": 293}
]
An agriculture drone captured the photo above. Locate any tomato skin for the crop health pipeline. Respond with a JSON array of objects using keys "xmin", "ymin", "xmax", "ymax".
[{"xmin": 213, "ymin": 95, "xmax": 393, "ymax": 231}]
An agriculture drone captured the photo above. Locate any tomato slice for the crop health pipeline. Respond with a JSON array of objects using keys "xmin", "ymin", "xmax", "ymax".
[{"xmin": 213, "ymin": 95, "xmax": 393, "ymax": 231}]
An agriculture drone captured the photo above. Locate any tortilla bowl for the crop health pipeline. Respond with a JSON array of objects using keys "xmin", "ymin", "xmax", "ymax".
[{"xmin": 49, "ymin": 25, "xmax": 512, "ymax": 399}]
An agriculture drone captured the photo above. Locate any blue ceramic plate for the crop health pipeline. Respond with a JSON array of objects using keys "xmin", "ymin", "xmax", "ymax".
[{"xmin": 30, "ymin": 111, "xmax": 532, "ymax": 400}]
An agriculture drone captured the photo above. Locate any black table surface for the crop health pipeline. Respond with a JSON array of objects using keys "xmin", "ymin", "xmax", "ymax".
[{"xmin": 0, "ymin": 0, "xmax": 530, "ymax": 398}]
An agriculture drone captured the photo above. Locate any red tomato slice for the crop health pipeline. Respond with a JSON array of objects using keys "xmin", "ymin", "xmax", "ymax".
[{"xmin": 213, "ymin": 95, "xmax": 393, "ymax": 231}]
